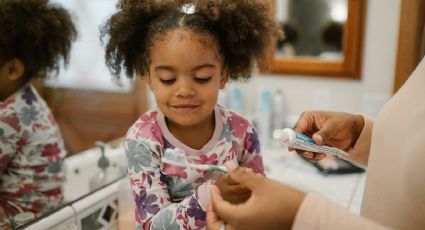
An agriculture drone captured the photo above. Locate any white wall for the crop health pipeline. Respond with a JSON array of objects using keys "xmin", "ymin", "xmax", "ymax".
[{"xmin": 228, "ymin": 0, "xmax": 401, "ymax": 124}]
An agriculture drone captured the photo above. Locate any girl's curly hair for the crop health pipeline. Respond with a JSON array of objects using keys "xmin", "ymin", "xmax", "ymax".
[
  {"xmin": 101, "ymin": 0, "xmax": 282, "ymax": 81},
  {"xmin": 0, "ymin": 0, "xmax": 77, "ymax": 81}
]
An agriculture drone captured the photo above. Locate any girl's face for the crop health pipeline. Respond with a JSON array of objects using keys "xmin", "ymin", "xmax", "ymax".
[{"xmin": 146, "ymin": 30, "xmax": 228, "ymax": 129}]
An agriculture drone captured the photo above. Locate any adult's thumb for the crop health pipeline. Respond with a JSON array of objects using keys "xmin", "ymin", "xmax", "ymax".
[
  {"xmin": 210, "ymin": 185, "xmax": 238, "ymax": 220},
  {"xmin": 229, "ymin": 168, "xmax": 263, "ymax": 191},
  {"xmin": 312, "ymin": 122, "xmax": 334, "ymax": 145}
]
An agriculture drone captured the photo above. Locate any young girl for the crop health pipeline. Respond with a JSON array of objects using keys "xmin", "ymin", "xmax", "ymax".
[
  {"xmin": 0, "ymin": 0, "xmax": 77, "ymax": 228},
  {"xmin": 102, "ymin": 0, "xmax": 281, "ymax": 229}
]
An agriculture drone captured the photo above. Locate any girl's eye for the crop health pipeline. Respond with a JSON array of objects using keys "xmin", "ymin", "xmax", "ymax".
[
  {"xmin": 159, "ymin": 78, "xmax": 176, "ymax": 85},
  {"xmin": 195, "ymin": 76, "xmax": 212, "ymax": 83}
]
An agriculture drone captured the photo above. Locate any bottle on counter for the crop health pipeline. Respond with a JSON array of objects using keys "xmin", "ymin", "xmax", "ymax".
[
  {"xmin": 257, "ymin": 90, "xmax": 272, "ymax": 144},
  {"xmin": 272, "ymin": 89, "xmax": 288, "ymax": 130}
]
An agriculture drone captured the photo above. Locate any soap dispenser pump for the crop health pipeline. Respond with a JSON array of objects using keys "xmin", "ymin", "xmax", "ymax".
[
  {"xmin": 96, "ymin": 141, "xmax": 110, "ymax": 170},
  {"xmin": 89, "ymin": 141, "xmax": 114, "ymax": 191}
]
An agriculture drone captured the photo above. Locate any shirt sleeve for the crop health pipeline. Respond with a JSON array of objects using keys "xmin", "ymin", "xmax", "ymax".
[
  {"xmin": 0, "ymin": 113, "xmax": 22, "ymax": 173},
  {"xmin": 343, "ymin": 115, "xmax": 375, "ymax": 167},
  {"xmin": 292, "ymin": 193, "xmax": 391, "ymax": 230},
  {"xmin": 239, "ymin": 125, "xmax": 264, "ymax": 174},
  {"xmin": 124, "ymin": 138, "xmax": 213, "ymax": 230}
]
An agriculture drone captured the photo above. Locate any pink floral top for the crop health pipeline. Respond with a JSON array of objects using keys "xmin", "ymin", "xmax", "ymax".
[
  {"xmin": 0, "ymin": 84, "xmax": 66, "ymax": 228},
  {"xmin": 124, "ymin": 105, "xmax": 263, "ymax": 230}
]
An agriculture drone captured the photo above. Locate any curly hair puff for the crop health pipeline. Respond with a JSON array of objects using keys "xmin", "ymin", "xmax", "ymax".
[
  {"xmin": 101, "ymin": 0, "xmax": 282, "ymax": 81},
  {"xmin": 0, "ymin": 0, "xmax": 77, "ymax": 81}
]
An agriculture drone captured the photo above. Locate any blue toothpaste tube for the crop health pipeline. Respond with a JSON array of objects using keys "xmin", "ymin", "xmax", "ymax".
[{"xmin": 273, "ymin": 128, "xmax": 349, "ymax": 157}]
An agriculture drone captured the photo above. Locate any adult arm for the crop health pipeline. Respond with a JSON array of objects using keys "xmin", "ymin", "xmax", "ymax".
[{"xmin": 208, "ymin": 168, "xmax": 390, "ymax": 230}]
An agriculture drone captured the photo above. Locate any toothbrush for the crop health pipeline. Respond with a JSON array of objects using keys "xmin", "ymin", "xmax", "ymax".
[{"xmin": 162, "ymin": 148, "xmax": 228, "ymax": 173}]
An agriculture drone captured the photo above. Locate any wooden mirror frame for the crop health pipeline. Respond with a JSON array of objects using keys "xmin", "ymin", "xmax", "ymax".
[{"xmin": 267, "ymin": 0, "xmax": 366, "ymax": 79}]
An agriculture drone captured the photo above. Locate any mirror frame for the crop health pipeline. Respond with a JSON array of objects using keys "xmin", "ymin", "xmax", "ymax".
[{"xmin": 267, "ymin": 0, "xmax": 366, "ymax": 79}]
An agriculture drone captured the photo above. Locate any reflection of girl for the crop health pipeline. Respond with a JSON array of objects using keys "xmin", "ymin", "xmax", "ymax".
[
  {"xmin": 276, "ymin": 22, "xmax": 299, "ymax": 57},
  {"xmin": 101, "ymin": 0, "xmax": 281, "ymax": 229},
  {"xmin": 319, "ymin": 21, "xmax": 344, "ymax": 60},
  {"xmin": 0, "ymin": 0, "xmax": 77, "ymax": 228}
]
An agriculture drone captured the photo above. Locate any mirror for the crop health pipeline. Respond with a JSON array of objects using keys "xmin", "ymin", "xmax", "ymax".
[
  {"xmin": 1, "ymin": 0, "xmax": 143, "ymax": 228},
  {"xmin": 45, "ymin": 0, "xmax": 134, "ymax": 208},
  {"xmin": 39, "ymin": 0, "xmax": 149, "ymax": 155},
  {"xmin": 268, "ymin": 0, "xmax": 365, "ymax": 79}
]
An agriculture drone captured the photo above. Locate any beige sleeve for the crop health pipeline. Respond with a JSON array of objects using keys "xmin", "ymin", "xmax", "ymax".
[
  {"xmin": 342, "ymin": 115, "xmax": 374, "ymax": 167},
  {"xmin": 292, "ymin": 193, "xmax": 391, "ymax": 230}
]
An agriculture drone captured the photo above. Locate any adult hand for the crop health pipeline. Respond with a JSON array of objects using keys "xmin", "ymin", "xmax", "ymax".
[
  {"xmin": 207, "ymin": 167, "xmax": 305, "ymax": 230},
  {"xmin": 290, "ymin": 111, "xmax": 364, "ymax": 161},
  {"xmin": 215, "ymin": 173, "xmax": 251, "ymax": 204},
  {"xmin": 206, "ymin": 201, "xmax": 227, "ymax": 230}
]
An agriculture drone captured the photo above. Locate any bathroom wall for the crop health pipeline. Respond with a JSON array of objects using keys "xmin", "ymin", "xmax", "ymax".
[
  {"xmin": 229, "ymin": 0, "xmax": 402, "ymax": 122},
  {"xmin": 52, "ymin": 0, "xmax": 402, "ymax": 121}
]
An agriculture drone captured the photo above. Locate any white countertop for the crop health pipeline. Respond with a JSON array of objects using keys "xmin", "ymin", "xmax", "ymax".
[{"xmin": 262, "ymin": 144, "xmax": 366, "ymax": 214}]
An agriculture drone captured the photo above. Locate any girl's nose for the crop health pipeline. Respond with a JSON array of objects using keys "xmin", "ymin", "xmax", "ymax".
[{"xmin": 176, "ymin": 78, "xmax": 196, "ymax": 98}]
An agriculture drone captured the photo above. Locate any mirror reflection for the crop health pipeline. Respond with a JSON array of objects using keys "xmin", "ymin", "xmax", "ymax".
[
  {"xmin": 1, "ymin": 0, "xmax": 132, "ymax": 228},
  {"xmin": 0, "ymin": 0, "xmax": 77, "ymax": 228},
  {"xmin": 275, "ymin": 0, "xmax": 347, "ymax": 60}
]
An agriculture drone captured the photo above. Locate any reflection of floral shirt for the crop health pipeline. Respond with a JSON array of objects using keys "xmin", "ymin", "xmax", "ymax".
[
  {"xmin": 125, "ymin": 105, "xmax": 263, "ymax": 230},
  {"xmin": 0, "ymin": 84, "xmax": 67, "ymax": 228}
]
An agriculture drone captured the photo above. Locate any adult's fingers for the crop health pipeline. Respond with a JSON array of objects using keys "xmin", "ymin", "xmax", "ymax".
[
  {"xmin": 210, "ymin": 185, "xmax": 239, "ymax": 222},
  {"xmin": 225, "ymin": 184, "xmax": 251, "ymax": 194},
  {"xmin": 301, "ymin": 152, "xmax": 326, "ymax": 160},
  {"xmin": 293, "ymin": 113, "xmax": 311, "ymax": 134},
  {"xmin": 312, "ymin": 119, "xmax": 338, "ymax": 145},
  {"xmin": 225, "ymin": 174, "xmax": 240, "ymax": 185},
  {"xmin": 293, "ymin": 111, "xmax": 335, "ymax": 144},
  {"xmin": 206, "ymin": 201, "xmax": 222, "ymax": 230},
  {"xmin": 313, "ymin": 153, "xmax": 327, "ymax": 160},
  {"xmin": 228, "ymin": 168, "xmax": 264, "ymax": 190}
]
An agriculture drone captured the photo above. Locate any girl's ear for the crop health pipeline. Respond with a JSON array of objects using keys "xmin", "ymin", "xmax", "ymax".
[
  {"xmin": 219, "ymin": 68, "xmax": 229, "ymax": 89},
  {"xmin": 6, "ymin": 59, "xmax": 25, "ymax": 81}
]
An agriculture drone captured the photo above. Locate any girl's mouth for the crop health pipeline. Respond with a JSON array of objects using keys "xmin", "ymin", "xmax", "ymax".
[{"xmin": 171, "ymin": 104, "xmax": 200, "ymax": 111}]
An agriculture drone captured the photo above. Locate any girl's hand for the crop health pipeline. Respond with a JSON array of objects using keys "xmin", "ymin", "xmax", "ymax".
[{"xmin": 215, "ymin": 173, "xmax": 251, "ymax": 204}]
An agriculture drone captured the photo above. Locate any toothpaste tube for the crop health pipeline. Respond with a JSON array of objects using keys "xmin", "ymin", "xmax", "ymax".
[{"xmin": 273, "ymin": 128, "xmax": 349, "ymax": 157}]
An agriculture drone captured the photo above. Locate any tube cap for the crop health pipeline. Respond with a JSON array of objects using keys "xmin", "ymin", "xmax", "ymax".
[{"xmin": 273, "ymin": 129, "xmax": 288, "ymax": 141}]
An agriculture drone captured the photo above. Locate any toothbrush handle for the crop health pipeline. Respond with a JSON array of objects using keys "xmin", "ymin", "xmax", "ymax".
[
  {"xmin": 187, "ymin": 163, "xmax": 228, "ymax": 173},
  {"xmin": 209, "ymin": 165, "xmax": 228, "ymax": 173}
]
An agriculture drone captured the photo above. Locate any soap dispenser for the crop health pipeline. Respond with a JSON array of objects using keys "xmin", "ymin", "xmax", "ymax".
[{"xmin": 89, "ymin": 141, "xmax": 120, "ymax": 191}]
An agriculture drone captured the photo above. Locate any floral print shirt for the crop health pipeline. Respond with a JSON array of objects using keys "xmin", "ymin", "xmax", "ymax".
[
  {"xmin": 0, "ymin": 84, "xmax": 67, "ymax": 229},
  {"xmin": 124, "ymin": 105, "xmax": 263, "ymax": 230}
]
